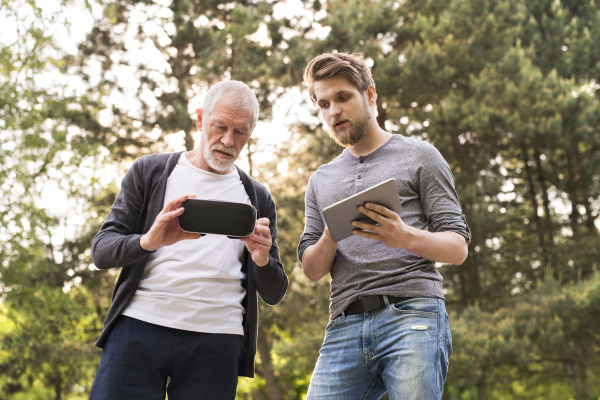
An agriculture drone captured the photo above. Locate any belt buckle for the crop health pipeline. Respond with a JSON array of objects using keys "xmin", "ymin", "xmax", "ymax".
[{"xmin": 361, "ymin": 296, "xmax": 381, "ymax": 312}]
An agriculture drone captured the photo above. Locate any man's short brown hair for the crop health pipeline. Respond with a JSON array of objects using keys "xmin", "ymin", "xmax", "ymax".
[{"xmin": 303, "ymin": 52, "xmax": 375, "ymax": 104}]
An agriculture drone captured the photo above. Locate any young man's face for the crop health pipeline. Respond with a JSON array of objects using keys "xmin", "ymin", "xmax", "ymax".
[
  {"xmin": 196, "ymin": 95, "xmax": 255, "ymax": 174},
  {"xmin": 313, "ymin": 77, "xmax": 373, "ymax": 147}
]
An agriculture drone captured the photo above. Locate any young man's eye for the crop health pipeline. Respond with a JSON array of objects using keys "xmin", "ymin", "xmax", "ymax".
[{"xmin": 319, "ymin": 103, "xmax": 329, "ymax": 109}]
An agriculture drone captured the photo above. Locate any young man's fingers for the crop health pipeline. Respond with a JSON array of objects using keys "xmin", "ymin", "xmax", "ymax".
[
  {"xmin": 351, "ymin": 220, "xmax": 382, "ymax": 233},
  {"xmin": 364, "ymin": 203, "xmax": 396, "ymax": 218},
  {"xmin": 352, "ymin": 229, "xmax": 379, "ymax": 240},
  {"xmin": 357, "ymin": 206, "xmax": 386, "ymax": 223}
]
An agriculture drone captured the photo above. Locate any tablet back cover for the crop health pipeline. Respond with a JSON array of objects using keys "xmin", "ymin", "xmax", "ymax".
[{"xmin": 323, "ymin": 179, "xmax": 402, "ymax": 242}]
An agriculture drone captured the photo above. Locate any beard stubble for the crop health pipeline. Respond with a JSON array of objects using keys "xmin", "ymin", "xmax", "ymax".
[{"xmin": 328, "ymin": 97, "xmax": 372, "ymax": 147}]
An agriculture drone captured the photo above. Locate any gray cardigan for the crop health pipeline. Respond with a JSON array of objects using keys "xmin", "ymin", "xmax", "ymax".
[{"xmin": 91, "ymin": 151, "xmax": 288, "ymax": 378}]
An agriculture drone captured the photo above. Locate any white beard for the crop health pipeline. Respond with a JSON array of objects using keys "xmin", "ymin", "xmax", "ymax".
[{"xmin": 203, "ymin": 144, "xmax": 238, "ymax": 173}]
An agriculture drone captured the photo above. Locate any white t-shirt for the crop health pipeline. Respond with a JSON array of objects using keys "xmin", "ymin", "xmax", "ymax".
[{"xmin": 122, "ymin": 153, "xmax": 250, "ymax": 335}]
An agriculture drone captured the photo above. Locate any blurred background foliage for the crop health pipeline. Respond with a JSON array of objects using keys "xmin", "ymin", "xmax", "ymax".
[{"xmin": 1, "ymin": 0, "xmax": 599, "ymax": 398}]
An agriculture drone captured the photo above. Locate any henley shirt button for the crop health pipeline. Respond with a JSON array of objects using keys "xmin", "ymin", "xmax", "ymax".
[
  {"xmin": 358, "ymin": 175, "xmax": 362, "ymax": 179},
  {"xmin": 359, "ymin": 159, "xmax": 364, "ymax": 163}
]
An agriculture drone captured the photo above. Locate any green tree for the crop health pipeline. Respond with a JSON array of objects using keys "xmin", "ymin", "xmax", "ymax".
[
  {"xmin": 275, "ymin": 0, "xmax": 600, "ymax": 308},
  {"xmin": 447, "ymin": 271, "xmax": 600, "ymax": 400},
  {"xmin": 3, "ymin": 0, "xmax": 600, "ymax": 397},
  {"xmin": 0, "ymin": 0, "xmax": 118, "ymax": 397}
]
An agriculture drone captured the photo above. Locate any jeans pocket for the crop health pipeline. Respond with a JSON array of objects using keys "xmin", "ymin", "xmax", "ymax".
[
  {"xmin": 390, "ymin": 299, "xmax": 438, "ymax": 318},
  {"xmin": 445, "ymin": 312, "xmax": 453, "ymax": 358},
  {"xmin": 325, "ymin": 316, "xmax": 341, "ymax": 332}
]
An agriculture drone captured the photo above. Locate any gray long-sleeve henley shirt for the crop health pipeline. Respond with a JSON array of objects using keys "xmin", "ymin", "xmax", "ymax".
[{"xmin": 298, "ymin": 134, "xmax": 471, "ymax": 319}]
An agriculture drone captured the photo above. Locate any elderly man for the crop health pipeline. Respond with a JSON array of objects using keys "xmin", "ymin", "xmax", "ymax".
[{"xmin": 89, "ymin": 81, "xmax": 288, "ymax": 400}]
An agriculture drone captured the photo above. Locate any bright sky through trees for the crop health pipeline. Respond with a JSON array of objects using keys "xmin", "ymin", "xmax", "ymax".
[{"xmin": 3, "ymin": 0, "xmax": 322, "ymax": 217}]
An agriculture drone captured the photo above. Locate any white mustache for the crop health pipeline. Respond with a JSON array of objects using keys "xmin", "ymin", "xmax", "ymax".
[{"xmin": 211, "ymin": 144, "xmax": 237, "ymax": 157}]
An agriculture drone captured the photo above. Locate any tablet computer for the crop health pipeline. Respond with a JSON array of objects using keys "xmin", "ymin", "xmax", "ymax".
[
  {"xmin": 177, "ymin": 199, "xmax": 257, "ymax": 239},
  {"xmin": 323, "ymin": 178, "xmax": 402, "ymax": 242}
]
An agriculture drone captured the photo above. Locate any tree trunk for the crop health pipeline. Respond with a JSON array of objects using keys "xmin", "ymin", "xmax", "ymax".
[
  {"xmin": 464, "ymin": 255, "xmax": 481, "ymax": 301},
  {"xmin": 582, "ymin": 197, "xmax": 598, "ymax": 237},
  {"xmin": 185, "ymin": 129, "xmax": 194, "ymax": 151},
  {"xmin": 256, "ymin": 331, "xmax": 283, "ymax": 400},
  {"xmin": 521, "ymin": 144, "xmax": 549, "ymax": 268},
  {"xmin": 458, "ymin": 269, "xmax": 470, "ymax": 303},
  {"xmin": 533, "ymin": 149, "xmax": 554, "ymax": 244},
  {"xmin": 564, "ymin": 359, "xmax": 592, "ymax": 400},
  {"xmin": 566, "ymin": 147, "xmax": 580, "ymax": 237},
  {"xmin": 477, "ymin": 373, "xmax": 489, "ymax": 400},
  {"xmin": 376, "ymin": 101, "xmax": 387, "ymax": 130},
  {"xmin": 50, "ymin": 372, "xmax": 62, "ymax": 400},
  {"xmin": 247, "ymin": 137, "xmax": 256, "ymax": 178},
  {"xmin": 533, "ymin": 149, "xmax": 557, "ymax": 271},
  {"xmin": 469, "ymin": 248, "xmax": 482, "ymax": 300}
]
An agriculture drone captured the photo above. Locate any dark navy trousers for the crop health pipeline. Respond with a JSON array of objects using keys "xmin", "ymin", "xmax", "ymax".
[{"xmin": 90, "ymin": 316, "xmax": 244, "ymax": 400}]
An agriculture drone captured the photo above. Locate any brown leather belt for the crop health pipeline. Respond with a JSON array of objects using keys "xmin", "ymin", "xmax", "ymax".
[{"xmin": 343, "ymin": 295, "xmax": 408, "ymax": 316}]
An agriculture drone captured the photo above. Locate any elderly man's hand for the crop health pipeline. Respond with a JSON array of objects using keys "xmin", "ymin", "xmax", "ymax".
[
  {"xmin": 240, "ymin": 218, "xmax": 272, "ymax": 267},
  {"xmin": 140, "ymin": 194, "xmax": 202, "ymax": 252}
]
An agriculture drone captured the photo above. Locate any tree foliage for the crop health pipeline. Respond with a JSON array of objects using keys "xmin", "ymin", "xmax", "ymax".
[
  {"xmin": 1, "ymin": 0, "xmax": 599, "ymax": 398},
  {"xmin": 0, "ymin": 0, "xmax": 120, "ymax": 397}
]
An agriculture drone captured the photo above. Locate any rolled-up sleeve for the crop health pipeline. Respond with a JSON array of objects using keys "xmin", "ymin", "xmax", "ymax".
[
  {"xmin": 297, "ymin": 174, "xmax": 325, "ymax": 262},
  {"xmin": 418, "ymin": 142, "xmax": 471, "ymax": 244}
]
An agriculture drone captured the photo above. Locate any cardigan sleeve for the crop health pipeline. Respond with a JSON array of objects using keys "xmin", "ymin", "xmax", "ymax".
[
  {"xmin": 253, "ymin": 191, "xmax": 288, "ymax": 305},
  {"xmin": 91, "ymin": 158, "xmax": 155, "ymax": 270}
]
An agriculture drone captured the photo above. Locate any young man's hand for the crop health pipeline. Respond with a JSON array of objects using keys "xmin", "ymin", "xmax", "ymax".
[
  {"xmin": 351, "ymin": 203, "xmax": 416, "ymax": 249},
  {"xmin": 352, "ymin": 202, "xmax": 468, "ymax": 264},
  {"xmin": 140, "ymin": 194, "xmax": 202, "ymax": 252},
  {"xmin": 240, "ymin": 218, "xmax": 272, "ymax": 267}
]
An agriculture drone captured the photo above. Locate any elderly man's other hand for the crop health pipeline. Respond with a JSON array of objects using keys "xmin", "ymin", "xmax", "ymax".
[
  {"xmin": 240, "ymin": 218, "xmax": 272, "ymax": 267},
  {"xmin": 140, "ymin": 194, "xmax": 202, "ymax": 252}
]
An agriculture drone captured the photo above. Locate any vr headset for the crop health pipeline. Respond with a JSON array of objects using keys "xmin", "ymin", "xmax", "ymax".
[{"xmin": 177, "ymin": 199, "xmax": 257, "ymax": 239}]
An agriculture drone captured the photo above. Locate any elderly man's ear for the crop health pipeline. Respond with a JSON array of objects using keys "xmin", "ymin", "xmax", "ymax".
[{"xmin": 196, "ymin": 108, "xmax": 204, "ymax": 131}]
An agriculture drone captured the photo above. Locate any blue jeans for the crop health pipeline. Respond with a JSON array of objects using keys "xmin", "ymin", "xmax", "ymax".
[
  {"xmin": 90, "ymin": 316, "xmax": 243, "ymax": 400},
  {"xmin": 306, "ymin": 297, "xmax": 452, "ymax": 400}
]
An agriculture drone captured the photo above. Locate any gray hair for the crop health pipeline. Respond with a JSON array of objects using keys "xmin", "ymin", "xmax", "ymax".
[{"xmin": 202, "ymin": 80, "xmax": 259, "ymax": 125}]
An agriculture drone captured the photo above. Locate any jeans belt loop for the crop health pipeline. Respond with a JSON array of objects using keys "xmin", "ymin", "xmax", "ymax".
[
  {"xmin": 382, "ymin": 295, "xmax": 391, "ymax": 308},
  {"xmin": 341, "ymin": 311, "xmax": 345, "ymax": 320}
]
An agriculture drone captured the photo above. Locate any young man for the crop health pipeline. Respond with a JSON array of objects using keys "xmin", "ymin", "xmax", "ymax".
[
  {"xmin": 298, "ymin": 53, "xmax": 471, "ymax": 400},
  {"xmin": 90, "ymin": 81, "xmax": 288, "ymax": 400}
]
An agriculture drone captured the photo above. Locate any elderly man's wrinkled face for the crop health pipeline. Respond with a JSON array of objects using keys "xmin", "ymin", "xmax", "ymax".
[{"xmin": 197, "ymin": 96, "xmax": 254, "ymax": 174}]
